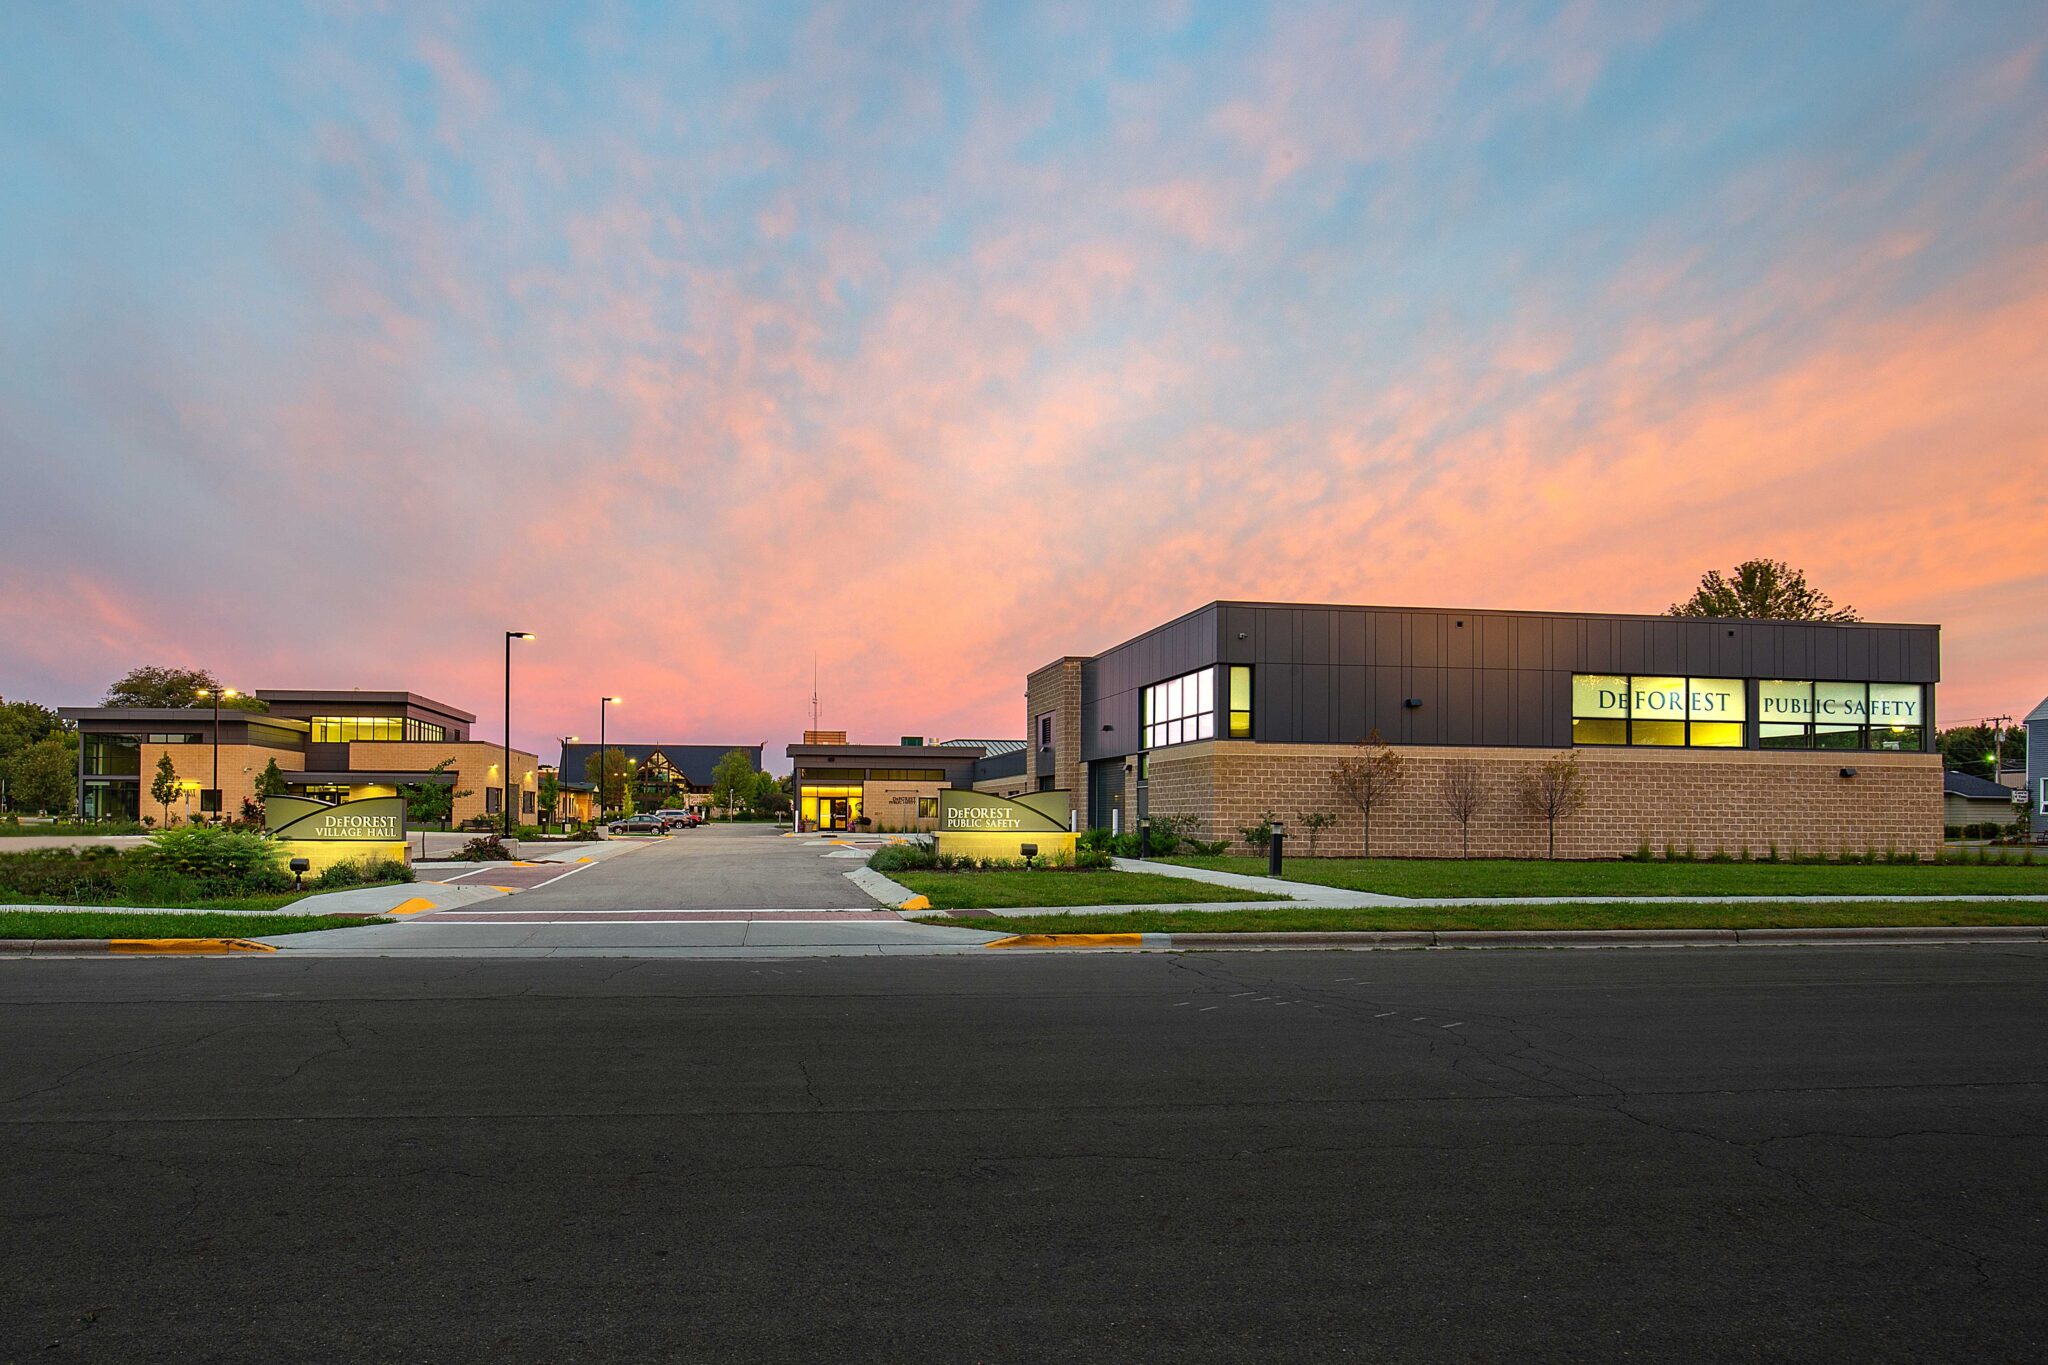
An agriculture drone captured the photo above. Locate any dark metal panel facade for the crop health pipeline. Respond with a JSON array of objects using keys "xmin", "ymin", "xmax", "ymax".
[{"xmin": 1067, "ymin": 601, "xmax": 1940, "ymax": 754}]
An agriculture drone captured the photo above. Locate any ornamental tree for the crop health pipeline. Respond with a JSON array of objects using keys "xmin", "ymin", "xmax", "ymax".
[{"xmin": 1330, "ymin": 732, "xmax": 1406, "ymax": 858}]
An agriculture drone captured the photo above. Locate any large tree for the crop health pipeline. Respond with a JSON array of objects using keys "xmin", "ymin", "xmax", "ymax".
[
  {"xmin": 585, "ymin": 748, "xmax": 630, "ymax": 817},
  {"xmin": 710, "ymin": 748, "xmax": 758, "ymax": 816},
  {"xmin": 149, "ymin": 752, "xmax": 182, "ymax": 826},
  {"xmin": 1937, "ymin": 723, "xmax": 2026, "ymax": 776},
  {"xmin": 1667, "ymin": 559, "xmax": 1859, "ymax": 621},
  {"xmin": 4, "ymin": 736, "xmax": 77, "ymax": 814},
  {"xmin": 103, "ymin": 666, "xmax": 268, "ymax": 711}
]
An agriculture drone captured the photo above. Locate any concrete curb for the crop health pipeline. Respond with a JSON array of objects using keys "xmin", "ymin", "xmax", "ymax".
[
  {"xmin": 845, "ymin": 866, "xmax": 923, "ymax": 910},
  {"xmin": 0, "ymin": 937, "xmax": 279, "ymax": 955},
  {"xmin": 980, "ymin": 924, "xmax": 2048, "ymax": 950}
]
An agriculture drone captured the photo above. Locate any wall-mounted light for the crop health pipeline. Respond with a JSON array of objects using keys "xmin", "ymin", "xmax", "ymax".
[
  {"xmin": 1102, "ymin": 723, "xmax": 1114, "ymax": 731},
  {"xmin": 1403, "ymin": 698, "xmax": 1423, "ymax": 709},
  {"xmin": 1839, "ymin": 767, "xmax": 1858, "ymax": 778},
  {"xmin": 1237, "ymin": 631, "xmax": 1248, "ymax": 640}
]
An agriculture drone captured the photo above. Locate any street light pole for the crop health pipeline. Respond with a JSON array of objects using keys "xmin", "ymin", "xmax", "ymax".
[
  {"xmin": 505, "ymin": 633, "xmax": 535, "ymax": 834},
  {"xmin": 598, "ymin": 697, "xmax": 622, "ymax": 821},
  {"xmin": 197, "ymin": 686, "xmax": 236, "ymax": 822}
]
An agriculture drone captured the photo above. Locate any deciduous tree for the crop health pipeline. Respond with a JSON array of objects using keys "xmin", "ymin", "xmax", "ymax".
[
  {"xmin": 1667, "ymin": 559, "xmax": 1858, "ymax": 621},
  {"xmin": 103, "ymin": 666, "xmax": 269, "ymax": 710},
  {"xmin": 1440, "ymin": 760, "xmax": 1484, "ymax": 858},
  {"xmin": 149, "ymin": 752, "xmax": 182, "ymax": 827},
  {"xmin": 1517, "ymin": 753, "xmax": 1591, "ymax": 859},
  {"xmin": 5, "ymin": 736, "xmax": 76, "ymax": 814},
  {"xmin": 710, "ymin": 748, "xmax": 758, "ymax": 817},
  {"xmin": 1330, "ymin": 732, "xmax": 1406, "ymax": 858}
]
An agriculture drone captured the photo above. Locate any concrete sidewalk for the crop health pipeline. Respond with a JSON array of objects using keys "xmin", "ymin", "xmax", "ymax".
[{"xmin": 1110, "ymin": 857, "xmax": 2048, "ymax": 908}]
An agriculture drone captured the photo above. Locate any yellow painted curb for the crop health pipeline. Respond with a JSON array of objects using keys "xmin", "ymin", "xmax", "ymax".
[
  {"xmin": 109, "ymin": 938, "xmax": 278, "ymax": 954},
  {"xmin": 388, "ymin": 897, "xmax": 437, "ymax": 916},
  {"xmin": 899, "ymin": 895, "xmax": 932, "ymax": 912},
  {"xmin": 575, "ymin": 856, "xmax": 593, "ymax": 863},
  {"xmin": 487, "ymin": 885, "xmax": 518, "ymax": 893},
  {"xmin": 984, "ymin": 933, "xmax": 1144, "ymax": 949}
]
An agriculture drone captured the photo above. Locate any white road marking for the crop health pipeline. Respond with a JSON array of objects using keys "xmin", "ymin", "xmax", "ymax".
[
  {"xmin": 1441, "ymin": 1022, "xmax": 1465, "ymax": 1030},
  {"xmin": 1375, "ymin": 1011, "xmax": 1396, "ymax": 1017},
  {"xmin": 527, "ymin": 860, "xmax": 603, "ymax": 891}
]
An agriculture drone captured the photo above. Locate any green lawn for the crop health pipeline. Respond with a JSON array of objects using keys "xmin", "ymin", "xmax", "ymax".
[
  {"xmin": 1158, "ymin": 855, "xmax": 2048, "ymax": 898},
  {"xmin": 891, "ymin": 869, "xmax": 1285, "ymax": 910},
  {"xmin": 919, "ymin": 900, "xmax": 2048, "ymax": 935},
  {"xmin": 0, "ymin": 878, "xmax": 412, "ymax": 913},
  {"xmin": 0, "ymin": 911, "xmax": 385, "ymax": 939}
]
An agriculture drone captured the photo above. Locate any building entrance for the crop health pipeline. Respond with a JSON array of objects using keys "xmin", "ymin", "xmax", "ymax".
[{"xmin": 799, "ymin": 784, "xmax": 862, "ymax": 831}]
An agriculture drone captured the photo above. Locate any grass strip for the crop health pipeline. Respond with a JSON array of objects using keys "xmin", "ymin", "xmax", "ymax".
[
  {"xmin": 0, "ymin": 911, "xmax": 388, "ymax": 939},
  {"xmin": 890, "ymin": 869, "xmax": 1285, "ymax": 910},
  {"xmin": 918, "ymin": 900, "xmax": 2048, "ymax": 935},
  {"xmin": 1159, "ymin": 856, "xmax": 2048, "ymax": 898}
]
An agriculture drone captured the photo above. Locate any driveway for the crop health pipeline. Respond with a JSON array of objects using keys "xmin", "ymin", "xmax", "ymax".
[{"xmin": 442, "ymin": 823, "xmax": 877, "ymax": 913}]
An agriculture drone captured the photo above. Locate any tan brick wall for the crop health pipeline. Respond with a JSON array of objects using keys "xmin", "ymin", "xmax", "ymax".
[
  {"xmin": 1143, "ymin": 742, "xmax": 1943, "ymax": 860},
  {"xmin": 863, "ymin": 780, "xmax": 944, "ymax": 832},
  {"xmin": 137, "ymin": 742, "xmax": 303, "ymax": 825},
  {"xmin": 1025, "ymin": 659, "xmax": 1084, "ymax": 797},
  {"xmin": 346, "ymin": 741, "xmax": 539, "ymax": 827}
]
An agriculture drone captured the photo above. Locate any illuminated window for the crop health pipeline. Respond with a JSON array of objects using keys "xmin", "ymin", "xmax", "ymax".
[
  {"xmin": 1570, "ymin": 675, "xmax": 1747, "ymax": 748},
  {"xmin": 1756, "ymin": 682, "xmax": 1924, "ymax": 752},
  {"xmin": 403, "ymin": 719, "xmax": 447, "ymax": 742},
  {"xmin": 1228, "ymin": 666, "xmax": 1252, "ymax": 738},
  {"xmin": 312, "ymin": 716, "xmax": 405, "ymax": 743},
  {"xmin": 917, "ymin": 796, "xmax": 938, "ymax": 819},
  {"xmin": 1143, "ymin": 669, "xmax": 1218, "ymax": 749}
]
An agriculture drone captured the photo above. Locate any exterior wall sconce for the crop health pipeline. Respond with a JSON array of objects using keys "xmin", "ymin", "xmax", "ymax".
[
  {"xmin": 1403, "ymin": 698, "xmax": 1423, "ymax": 708},
  {"xmin": 1102, "ymin": 723, "xmax": 1114, "ymax": 731},
  {"xmin": 1839, "ymin": 767, "xmax": 1858, "ymax": 778}
]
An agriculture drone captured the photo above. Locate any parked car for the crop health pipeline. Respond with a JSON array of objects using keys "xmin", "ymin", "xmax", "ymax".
[
  {"xmin": 607, "ymin": 814, "xmax": 670, "ymax": 836},
  {"xmin": 653, "ymin": 809, "xmax": 697, "ymax": 830}
]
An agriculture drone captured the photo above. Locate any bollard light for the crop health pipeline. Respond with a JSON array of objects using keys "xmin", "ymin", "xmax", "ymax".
[
  {"xmin": 1267, "ymin": 820, "xmax": 1286, "ymax": 878},
  {"xmin": 1020, "ymin": 842, "xmax": 1038, "ymax": 869},
  {"xmin": 289, "ymin": 857, "xmax": 311, "ymax": 890}
]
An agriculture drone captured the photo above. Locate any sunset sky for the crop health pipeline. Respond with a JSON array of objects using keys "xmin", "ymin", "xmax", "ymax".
[{"xmin": 3, "ymin": 2, "xmax": 2044, "ymax": 768}]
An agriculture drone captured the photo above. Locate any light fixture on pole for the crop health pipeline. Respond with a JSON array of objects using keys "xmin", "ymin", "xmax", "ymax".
[
  {"xmin": 598, "ymin": 697, "xmax": 622, "ymax": 820},
  {"xmin": 195, "ymin": 686, "xmax": 238, "ymax": 822},
  {"xmin": 505, "ymin": 633, "xmax": 535, "ymax": 834}
]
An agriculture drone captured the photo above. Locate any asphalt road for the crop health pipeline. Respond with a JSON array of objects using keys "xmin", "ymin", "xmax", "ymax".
[
  {"xmin": 3, "ymin": 947, "xmax": 2044, "ymax": 1362},
  {"xmin": 508, "ymin": 823, "xmax": 874, "ymax": 912}
]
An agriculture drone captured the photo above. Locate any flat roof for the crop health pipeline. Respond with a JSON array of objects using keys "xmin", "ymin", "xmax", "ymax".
[
  {"xmin": 58, "ymin": 707, "xmax": 310, "ymax": 730},
  {"xmin": 1070, "ymin": 598, "xmax": 1940, "ymax": 664},
  {"xmin": 787, "ymin": 743, "xmax": 985, "ymax": 761},
  {"xmin": 254, "ymin": 690, "xmax": 478, "ymax": 723}
]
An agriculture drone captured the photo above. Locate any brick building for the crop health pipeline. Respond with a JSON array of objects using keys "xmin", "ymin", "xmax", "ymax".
[
  {"xmin": 1028, "ymin": 601, "xmax": 1943, "ymax": 859},
  {"xmin": 61, "ymin": 689, "xmax": 536, "ymax": 829}
]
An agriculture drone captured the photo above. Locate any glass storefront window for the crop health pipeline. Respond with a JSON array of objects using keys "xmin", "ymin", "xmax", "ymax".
[
  {"xmin": 312, "ymin": 716, "xmax": 406, "ymax": 743},
  {"xmin": 1571, "ymin": 676, "xmax": 1748, "ymax": 748},
  {"xmin": 1571, "ymin": 717, "xmax": 1626, "ymax": 745},
  {"xmin": 1759, "ymin": 723, "xmax": 1811, "ymax": 749},
  {"xmin": 1631, "ymin": 720, "xmax": 1686, "ymax": 746},
  {"xmin": 1688, "ymin": 722, "xmax": 1745, "ymax": 747},
  {"xmin": 1754, "ymin": 683, "xmax": 1924, "ymax": 752},
  {"xmin": 82, "ymin": 734, "xmax": 140, "ymax": 776}
]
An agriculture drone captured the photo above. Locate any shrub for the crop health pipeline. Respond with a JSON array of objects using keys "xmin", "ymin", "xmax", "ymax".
[
  {"xmin": 1185, "ymin": 838, "xmax": 1230, "ymax": 857},
  {"xmin": 1238, "ymin": 812, "xmax": 1278, "ymax": 853},
  {"xmin": 462, "ymin": 834, "xmax": 513, "ymax": 861},
  {"xmin": 565, "ymin": 826, "xmax": 602, "ymax": 842},
  {"xmin": 868, "ymin": 840, "xmax": 939, "ymax": 873},
  {"xmin": 311, "ymin": 856, "xmax": 417, "ymax": 890},
  {"xmin": 1078, "ymin": 827, "xmax": 1115, "ymax": 853},
  {"xmin": 139, "ymin": 826, "xmax": 290, "ymax": 892}
]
